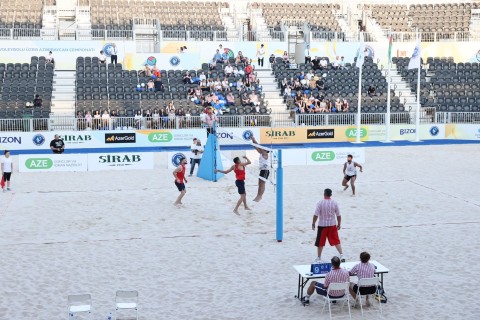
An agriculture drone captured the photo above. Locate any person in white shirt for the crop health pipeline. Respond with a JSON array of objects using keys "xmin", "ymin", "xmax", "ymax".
[
  {"xmin": 189, "ymin": 139, "xmax": 204, "ymax": 176},
  {"xmin": 339, "ymin": 56, "xmax": 347, "ymax": 69},
  {"xmin": 224, "ymin": 63, "xmax": 233, "ymax": 76},
  {"xmin": 342, "ymin": 154, "xmax": 363, "ymax": 196},
  {"xmin": 99, "ymin": 50, "xmax": 107, "ymax": 64},
  {"xmin": 189, "ymin": 138, "xmax": 197, "ymax": 166},
  {"xmin": 1, "ymin": 150, "xmax": 13, "ymax": 192},
  {"xmin": 251, "ymin": 136, "xmax": 269, "ymax": 202},
  {"xmin": 110, "ymin": 43, "xmax": 118, "ymax": 64},
  {"xmin": 306, "ymin": 70, "xmax": 314, "ymax": 81},
  {"xmin": 101, "ymin": 110, "xmax": 110, "ymax": 128},
  {"xmin": 320, "ymin": 57, "xmax": 328, "ymax": 69},
  {"xmin": 304, "ymin": 44, "xmax": 311, "ymax": 64},
  {"xmin": 332, "ymin": 56, "xmax": 341, "ymax": 69},
  {"xmin": 199, "ymin": 71, "xmax": 206, "ymax": 82},
  {"xmin": 257, "ymin": 44, "xmax": 265, "ymax": 67},
  {"xmin": 46, "ymin": 51, "xmax": 54, "ymax": 65}
]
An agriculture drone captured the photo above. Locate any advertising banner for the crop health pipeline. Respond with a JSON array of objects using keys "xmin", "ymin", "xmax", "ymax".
[
  {"xmin": 87, "ymin": 152, "xmax": 153, "ymax": 171},
  {"xmin": 306, "ymin": 148, "xmax": 365, "ymax": 166},
  {"xmin": 445, "ymin": 124, "xmax": 480, "ymax": 140},
  {"xmin": 18, "ymin": 154, "xmax": 88, "ymax": 172},
  {"xmin": 133, "ymin": 53, "xmax": 201, "ymax": 71}
]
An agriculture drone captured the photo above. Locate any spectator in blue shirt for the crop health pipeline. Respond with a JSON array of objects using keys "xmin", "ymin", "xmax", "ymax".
[{"xmin": 213, "ymin": 49, "xmax": 222, "ymax": 63}]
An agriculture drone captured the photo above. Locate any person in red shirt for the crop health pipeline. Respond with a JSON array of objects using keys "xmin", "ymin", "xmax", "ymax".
[
  {"xmin": 173, "ymin": 157, "xmax": 188, "ymax": 206},
  {"xmin": 244, "ymin": 63, "xmax": 253, "ymax": 76},
  {"xmin": 215, "ymin": 156, "xmax": 251, "ymax": 215}
]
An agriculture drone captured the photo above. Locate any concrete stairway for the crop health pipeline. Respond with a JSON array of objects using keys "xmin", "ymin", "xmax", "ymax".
[
  {"xmin": 388, "ymin": 65, "xmax": 418, "ymax": 112},
  {"xmin": 51, "ymin": 71, "xmax": 76, "ymax": 115}
]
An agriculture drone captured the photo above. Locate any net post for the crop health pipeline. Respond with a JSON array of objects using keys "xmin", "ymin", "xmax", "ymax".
[{"xmin": 276, "ymin": 149, "xmax": 283, "ymax": 242}]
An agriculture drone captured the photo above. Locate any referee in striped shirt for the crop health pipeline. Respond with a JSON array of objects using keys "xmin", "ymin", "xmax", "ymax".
[{"xmin": 312, "ymin": 188, "xmax": 345, "ymax": 262}]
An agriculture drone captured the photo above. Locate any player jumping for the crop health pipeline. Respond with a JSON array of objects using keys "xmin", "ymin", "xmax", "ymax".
[
  {"xmin": 342, "ymin": 154, "xmax": 363, "ymax": 196},
  {"xmin": 251, "ymin": 135, "xmax": 269, "ymax": 202}
]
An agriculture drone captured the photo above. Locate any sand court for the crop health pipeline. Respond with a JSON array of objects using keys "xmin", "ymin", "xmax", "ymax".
[{"xmin": 0, "ymin": 144, "xmax": 479, "ymax": 319}]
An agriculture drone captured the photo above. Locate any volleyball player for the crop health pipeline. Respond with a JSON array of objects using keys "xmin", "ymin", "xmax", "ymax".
[
  {"xmin": 250, "ymin": 135, "xmax": 269, "ymax": 202},
  {"xmin": 173, "ymin": 157, "xmax": 188, "ymax": 206},
  {"xmin": 342, "ymin": 154, "xmax": 363, "ymax": 196},
  {"xmin": 215, "ymin": 156, "xmax": 251, "ymax": 215}
]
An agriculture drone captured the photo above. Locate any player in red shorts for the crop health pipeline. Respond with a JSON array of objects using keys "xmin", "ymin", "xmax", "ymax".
[
  {"xmin": 173, "ymin": 157, "xmax": 188, "ymax": 206},
  {"xmin": 311, "ymin": 188, "xmax": 345, "ymax": 262}
]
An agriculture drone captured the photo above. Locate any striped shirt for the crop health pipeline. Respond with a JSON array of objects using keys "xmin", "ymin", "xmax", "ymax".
[
  {"xmin": 349, "ymin": 262, "xmax": 376, "ymax": 284},
  {"xmin": 314, "ymin": 198, "xmax": 340, "ymax": 227},
  {"xmin": 324, "ymin": 268, "xmax": 350, "ymax": 297}
]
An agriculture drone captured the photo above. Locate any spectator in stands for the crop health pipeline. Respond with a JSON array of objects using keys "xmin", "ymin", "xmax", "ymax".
[
  {"xmin": 200, "ymin": 79, "xmax": 208, "ymax": 92},
  {"xmin": 101, "ymin": 110, "xmax": 110, "ymax": 129},
  {"xmin": 325, "ymin": 99, "xmax": 332, "ymax": 112},
  {"xmin": 226, "ymin": 92, "xmax": 235, "ymax": 107},
  {"xmin": 110, "ymin": 110, "xmax": 117, "ymax": 129},
  {"xmin": 93, "ymin": 110, "xmax": 101, "ymax": 129},
  {"xmin": 319, "ymin": 99, "xmax": 327, "ymax": 112},
  {"xmin": 206, "ymin": 70, "xmax": 213, "ymax": 80},
  {"xmin": 111, "ymin": 43, "xmax": 118, "ymax": 64},
  {"xmin": 204, "ymin": 107, "xmax": 218, "ymax": 136},
  {"xmin": 154, "ymin": 78, "xmax": 164, "ymax": 92},
  {"xmin": 152, "ymin": 65, "xmax": 160, "ymax": 78},
  {"xmin": 342, "ymin": 99, "xmax": 349, "ymax": 112},
  {"xmin": 99, "ymin": 50, "xmax": 107, "ymax": 64},
  {"xmin": 237, "ymin": 66, "xmax": 246, "ymax": 76},
  {"xmin": 335, "ymin": 98, "xmax": 342, "ymax": 112},
  {"xmin": 152, "ymin": 109, "xmax": 160, "ymax": 128},
  {"xmin": 257, "ymin": 44, "xmax": 265, "ymax": 67},
  {"xmin": 236, "ymin": 78, "xmax": 244, "ymax": 91},
  {"xmin": 244, "ymin": 63, "xmax": 253, "ymax": 77},
  {"xmin": 282, "ymin": 51, "xmax": 289, "ymax": 63},
  {"xmin": 147, "ymin": 79, "xmax": 155, "ymax": 91},
  {"xmin": 332, "ymin": 56, "xmax": 341, "ymax": 70},
  {"xmin": 144, "ymin": 64, "xmax": 152, "ymax": 77},
  {"xmin": 199, "ymin": 71, "xmax": 206, "ymax": 82},
  {"xmin": 315, "ymin": 76, "xmax": 325, "ymax": 91},
  {"xmin": 207, "ymin": 78, "xmax": 215, "ymax": 91},
  {"xmin": 241, "ymin": 92, "xmax": 250, "ymax": 106},
  {"xmin": 244, "ymin": 77, "xmax": 252, "ymax": 91},
  {"xmin": 85, "ymin": 110, "xmax": 92, "ymax": 129},
  {"xmin": 134, "ymin": 110, "xmax": 143, "ymax": 129},
  {"xmin": 305, "ymin": 44, "xmax": 311, "ymax": 64},
  {"xmin": 183, "ymin": 72, "xmax": 192, "ymax": 84},
  {"xmin": 368, "ymin": 85, "xmax": 376, "ymax": 97},
  {"xmin": 214, "ymin": 77, "xmax": 222, "ymax": 91},
  {"xmin": 280, "ymin": 77, "xmax": 288, "ymax": 95},
  {"xmin": 213, "ymin": 49, "xmax": 223, "ymax": 63},
  {"xmin": 224, "ymin": 63, "xmax": 234, "ymax": 77},
  {"xmin": 176, "ymin": 108, "xmax": 185, "ymax": 128},
  {"xmin": 76, "ymin": 111, "xmax": 85, "ymax": 130},
  {"xmin": 209, "ymin": 58, "xmax": 217, "ymax": 70},
  {"xmin": 283, "ymin": 85, "xmax": 291, "ymax": 103},
  {"xmin": 33, "ymin": 94, "xmax": 42, "ymax": 108},
  {"xmin": 311, "ymin": 56, "xmax": 320, "ymax": 70},
  {"xmin": 249, "ymin": 91, "xmax": 260, "ymax": 112},
  {"xmin": 339, "ymin": 56, "xmax": 347, "ymax": 70},
  {"xmin": 221, "ymin": 77, "xmax": 230, "ymax": 91},
  {"xmin": 47, "ymin": 51, "xmax": 55, "ymax": 65},
  {"xmin": 50, "ymin": 134, "xmax": 65, "ymax": 154},
  {"xmin": 308, "ymin": 77, "xmax": 316, "ymax": 90},
  {"xmin": 293, "ymin": 78, "xmax": 302, "ymax": 91},
  {"xmin": 320, "ymin": 57, "xmax": 328, "ymax": 70},
  {"xmin": 269, "ymin": 54, "xmax": 275, "ymax": 67},
  {"xmin": 306, "ymin": 70, "xmax": 314, "ymax": 81},
  {"xmin": 348, "ymin": 252, "xmax": 377, "ymax": 304}
]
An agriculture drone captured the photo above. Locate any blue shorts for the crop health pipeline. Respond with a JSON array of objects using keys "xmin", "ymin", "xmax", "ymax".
[
  {"xmin": 235, "ymin": 180, "xmax": 245, "ymax": 194},
  {"xmin": 175, "ymin": 181, "xmax": 185, "ymax": 192},
  {"xmin": 315, "ymin": 283, "xmax": 345, "ymax": 298}
]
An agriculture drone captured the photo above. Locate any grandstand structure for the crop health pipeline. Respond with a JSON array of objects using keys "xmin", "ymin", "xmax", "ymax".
[{"xmin": 0, "ymin": 0, "xmax": 479, "ymax": 131}]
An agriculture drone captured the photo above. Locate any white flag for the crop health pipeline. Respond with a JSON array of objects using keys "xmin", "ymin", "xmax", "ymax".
[
  {"xmin": 408, "ymin": 36, "xmax": 421, "ymax": 69},
  {"xmin": 355, "ymin": 33, "xmax": 365, "ymax": 68}
]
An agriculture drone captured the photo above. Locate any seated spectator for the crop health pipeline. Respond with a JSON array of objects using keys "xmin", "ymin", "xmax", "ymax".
[
  {"xmin": 224, "ymin": 63, "xmax": 234, "ymax": 77},
  {"xmin": 152, "ymin": 65, "xmax": 160, "ymax": 78},
  {"xmin": 214, "ymin": 77, "xmax": 222, "ymax": 91},
  {"xmin": 200, "ymin": 79, "xmax": 208, "ymax": 92},
  {"xmin": 187, "ymin": 88, "xmax": 196, "ymax": 100},
  {"xmin": 315, "ymin": 76, "xmax": 324, "ymax": 90},
  {"xmin": 283, "ymin": 85, "xmax": 291, "ymax": 103},
  {"xmin": 308, "ymin": 78, "xmax": 316, "ymax": 90},
  {"xmin": 235, "ymin": 51, "xmax": 245, "ymax": 64},
  {"xmin": 306, "ymin": 70, "xmax": 314, "ymax": 81},
  {"xmin": 213, "ymin": 49, "xmax": 223, "ymax": 63},
  {"xmin": 99, "ymin": 50, "xmax": 107, "ymax": 64},
  {"xmin": 301, "ymin": 256, "xmax": 350, "ymax": 305},
  {"xmin": 282, "ymin": 51, "xmax": 289, "ymax": 63},
  {"xmin": 244, "ymin": 77, "xmax": 252, "ymax": 90},
  {"xmin": 244, "ymin": 63, "xmax": 253, "ymax": 76},
  {"xmin": 236, "ymin": 78, "xmax": 244, "ymax": 91},
  {"xmin": 320, "ymin": 57, "xmax": 328, "ymax": 70},
  {"xmin": 144, "ymin": 64, "xmax": 152, "ymax": 77},
  {"xmin": 207, "ymin": 78, "xmax": 215, "ymax": 91},
  {"xmin": 339, "ymin": 56, "xmax": 347, "ymax": 69},
  {"xmin": 249, "ymin": 91, "xmax": 260, "ymax": 112},
  {"xmin": 311, "ymin": 56, "xmax": 320, "ymax": 70},
  {"xmin": 33, "ymin": 94, "xmax": 42, "ymax": 108},
  {"xmin": 101, "ymin": 110, "xmax": 110, "ymax": 129},
  {"xmin": 226, "ymin": 92, "xmax": 235, "ymax": 107},
  {"xmin": 294, "ymin": 92, "xmax": 303, "ymax": 110},
  {"xmin": 46, "ymin": 51, "xmax": 54, "ymax": 64},
  {"xmin": 281, "ymin": 77, "xmax": 288, "ymax": 95},
  {"xmin": 183, "ymin": 72, "xmax": 192, "ymax": 84},
  {"xmin": 221, "ymin": 77, "xmax": 230, "ymax": 91},
  {"xmin": 209, "ymin": 58, "xmax": 217, "ymax": 70},
  {"xmin": 199, "ymin": 71, "xmax": 206, "ymax": 82},
  {"xmin": 319, "ymin": 99, "xmax": 327, "ymax": 112},
  {"xmin": 368, "ymin": 85, "xmax": 376, "ymax": 97},
  {"xmin": 298, "ymin": 71, "xmax": 305, "ymax": 81},
  {"xmin": 154, "ymin": 78, "xmax": 164, "ymax": 91},
  {"xmin": 332, "ymin": 56, "xmax": 340, "ymax": 69},
  {"xmin": 325, "ymin": 99, "xmax": 332, "ymax": 112},
  {"xmin": 221, "ymin": 50, "xmax": 228, "ymax": 63},
  {"xmin": 342, "ymin": 99, "xmax": 349, "ymax": 112},
  {"xmin": 241, "ymin": 92, "xmax": 250, "ymax": 106},
  {"xmin": 335, "ymin": 98, "xmax": 342, "ymax": 112},
  {"xmin": 348, "ymin": 252, "xmax": 377, "ymax": 305},
  {"xmin": 147, "ymin": 79, "xmax": 155, "ymax": 91},
  {"xmin": 293, "ymin": 79, "xmax": 302, "ymax": 91}
]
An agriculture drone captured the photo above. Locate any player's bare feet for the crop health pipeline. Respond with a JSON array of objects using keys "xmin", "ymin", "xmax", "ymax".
[
  {"xmin": 245, "ymin": 206, "xmax": 251, "ymax": 210},
  {"xmin": 253, "ymin": 197, "xmax": 261, "ymax": 202},
  {"xmin": 233, "ymin": 209, "xmax": 240, "ymax": 215},
  {"xmin": 343, "ymin": 185, "xmax": 349, "ymax": 191}
]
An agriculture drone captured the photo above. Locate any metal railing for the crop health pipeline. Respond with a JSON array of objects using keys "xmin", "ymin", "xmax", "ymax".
[
  {"xmin": 1, "ymin": 112, "xmax": 478, "ymax": 132},
  {"xmin": 310, "ymin": 31, "xmax": 353, "ymax": 42},
  {"xmin": 389, "ymin": 31, "xmax": 479, "ymax": 42},
  {"xmin": 159, "ymin": 30, "xmax": 236, "ymax": 41}
]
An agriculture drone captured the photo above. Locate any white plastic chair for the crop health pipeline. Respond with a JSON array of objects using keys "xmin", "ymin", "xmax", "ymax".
[
  {"xmin": 68, "ymin": 294, "xmax": 93, "ymax": 320},
  {"xmin": 114, "ymin": 290, "xmax": 138, "ymax": 320},
  {"xmin": 320, "ymin": 282, "xmax": 352, "ymax": 319},
  {"xmin": 353, "ymin": 277, "xmax": 382, "ymax": 316}
]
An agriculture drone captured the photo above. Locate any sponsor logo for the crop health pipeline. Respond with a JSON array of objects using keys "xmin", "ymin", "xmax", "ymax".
[
  {"xmin": 429, "ymin": 126, "xmax": 439, "ymax": 137},
  {"xmin": 169, "ymin": 56, "xmax": 180, "ymax": 66},
  {"xmin": 216, "ymin": 132, "xmax": 233, "ymax": 139},
  {"xmin": 345, "ymin": 128, "xmax": 367, "ymax": 138},
  {"xmin": 266, "ymin": 130, "xmax": 296, "ymax": 137},
  {"xmin": 98, "ymin": 154, "xmax": 142, "ymax": 166},
  {"xmin": 148, "ymin": 132, "xmax": 173, "ymax": 143},
  {"xmin": 364, "ymin": 45, "xmax": 375, "ymax": 59},
  {"xmin": 32, "ymin": 134, "xmax": 45, "ymax": 146},
  {"xmin": 25, "ymin": 158, "xmax": 53, "ymax": 169},
  {"xmin": 171, "ymin": 152, "xmax": 186, "ymax": 167},
  {"xmin": 105, "ymin": 133, "xmax": 136, "ymax": 143},
  {"xmin": 0, "ymin": 136, "xmax": 22, "ymax": 144},
  {"xmin": 311, "ymin": 151, "xmax": 336, "ymax": 162},
  {"xmin": 145, "ymin": 56, "xmax": 157, "ymax": 67},
  {"xmin": 400, "ymin": 128, "xmax": 415, "ymax": 135},
  {"xmin": 102, "ymin": 43, "xmax": 116, "ymax": 57},
  {"xmin": 60, "ymin": 134, "xmax": 92, "ymax": 144},
  {"xmin": 242, "ymin": 130, "xmax": 254, "ymax": 141},
  {"xmin": 307, "ymin": 129, "xmax": 335, "ymax": 139}
]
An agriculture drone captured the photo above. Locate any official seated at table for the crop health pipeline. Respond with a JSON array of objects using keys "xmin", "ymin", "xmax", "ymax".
[
  {"xmin": 348, "ymin": 251, "xmax": 377, "ymax": 304},
  {"xmin": 301, "ymin": 256, "xmax": 349, "ymax": 304}
]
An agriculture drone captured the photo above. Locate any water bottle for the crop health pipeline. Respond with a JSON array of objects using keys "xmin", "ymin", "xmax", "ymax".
[{"xmin": 107, "ymin": 312, "xmax": 113, "ymax": 320}]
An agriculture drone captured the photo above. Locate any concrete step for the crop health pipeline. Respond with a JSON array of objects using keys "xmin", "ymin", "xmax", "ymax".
[
  {"xmin": 53, "ymin": 86, "xmax": 75, "ymax": 92},
  {"xmin": 54, "ymin": 71, "xmax": 76, "ymax": 78},
  {"xmin": 52, "ymin": 93, "xmax": 75, "ymax": 100}
]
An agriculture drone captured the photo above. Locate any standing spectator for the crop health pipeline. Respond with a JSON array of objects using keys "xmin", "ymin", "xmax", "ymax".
[
  {"xmin": 301, "ymin": 256, "xmax": 350, "ymax": 305},
  {"xmin": 1, "ymin": 150, "xmax": 13, "ymax": 192},
  {"xmin": 311, "ymin": 188, "xmax": 345, "ymax": 262},
  {"xmin": 189, "ymin": 139, "xmax": 204, "ymax": 176},
  {"xmin": 257, "ymin": 44, "xmax": 265, "ymax": 67},
  {"xmin": 342, "ymin": 99, "xmax": 349, "ymax": 112},
  {"xmin": 134, "ymin": 110, "xmax": 143, "ymax": 129},
  {"xmin": 85, "ymin": 110, "xmax": 92, "ymax": 129},
  {"xmin": 110, "ymin": 110, "xmax": 118, "ymax": 129},
  {"xmin": 268, "ymin": 54, "xmax": 275, "ymax": 67},
  {"xmin": 305, "ymin": 44, "xmax": 311, "ymax": 64},
  {"xmin": 33, "ymin": 94, "xmax": 42, "ymax": 108},
  {"xmin": 111, "ymin": 43, "xmax": 118, "ymax": 64},
  {"xmin": 93, "ymin": 110, "xmax": 101, "ymax": 129},
  {"xmin": 46, "ymin": 51, "xmax": 54, "ymax": 65},
  {"xmin": 99, "ymin": 50, "xmax": 107, "ymax": 64},
  {"xmin": 76, "ymin": 111, "xmax": 85, "ymax": 130},
  {"xmin": 101, "ymin": 110, "xmax": 110, "ymax": 129},
  {"xmin": 50, "ymin": 134, "xmax": 65, "ymax": 154}
]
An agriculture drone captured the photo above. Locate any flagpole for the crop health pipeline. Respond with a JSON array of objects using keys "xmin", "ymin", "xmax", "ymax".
[
  {"xmin": 356, "ymin": 32, "xmax": 364, "ymax": 143},
  {"xmin": 415, "ymin": 32, "xmax": 421, "ymax": 142},
  {"xmin": 385, "ymin": 33, "xmax": 392, "ymax": 142}
]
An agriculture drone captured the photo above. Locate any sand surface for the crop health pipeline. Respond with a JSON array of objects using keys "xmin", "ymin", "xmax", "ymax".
[{"xmin": 0, "ymin": 144, "xmax": 479, "ymax": 319}]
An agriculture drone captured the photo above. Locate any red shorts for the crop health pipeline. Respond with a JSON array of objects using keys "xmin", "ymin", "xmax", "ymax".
[{"xmin": 315, "ymin": 225, "xmax": 340, "ymax": 247}]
